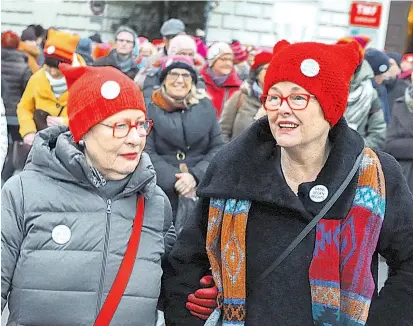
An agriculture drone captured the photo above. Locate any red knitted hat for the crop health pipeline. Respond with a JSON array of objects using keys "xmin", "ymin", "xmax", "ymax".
[
  {"xmin": 59, "ymin": 64, "xmax": 146, "ymax": 142},
  {"xmin": 402, "ymin": 53, "xmax": 413, "ymax": 63},
  {"xmin": 1, "ymin": 30, "xmax": 20, "ymax": 49},
  {"xmin": 251, "ymin": 50, "xmax": 272, "ymax": 71},
  {"xmin": 231, "ymin": 40, "xmax": 248, "ymax": 64},
  {"xmin": 263, "ymin": 40, "xmax": 362, "ymax": 126}
]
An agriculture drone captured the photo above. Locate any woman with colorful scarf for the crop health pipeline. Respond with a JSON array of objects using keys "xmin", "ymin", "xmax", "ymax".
[
  {"xmin": 144, "ymin": 55, "xmax": 224, "ymax": 218},
  {"xmin": 164, "ymin": 40, "xmax": 413, "ymax": 325}
]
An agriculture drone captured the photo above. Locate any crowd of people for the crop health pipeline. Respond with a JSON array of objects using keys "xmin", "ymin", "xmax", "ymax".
[{"xmin": 1, "ymin": 17, "xmax": 413, "ymax": 325}]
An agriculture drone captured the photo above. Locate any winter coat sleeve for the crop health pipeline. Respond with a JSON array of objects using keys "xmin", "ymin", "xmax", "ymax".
[
  {"xmin": 190, "ymin": 119, "xmax": 225, "ymax": 184},
  {"xmin": 16, "ymin": 74, "xmax": 37, "ymax": 137},
  {"xmin": 163, "ymin": 197, "xmax": 211, "ymax": 326},
  {"xmin": 21, "ymin": 66, "xmax": 32, "ymax": 91},
  {"xmin": 219, "ymin": 90, "xmax": 242, "ymax": 143},
  {"xmin": 161, "ymin": 190, "xmax": 176, "ymax": 259},
  {"xmin": 0, "ymin": 98, "xmax": 8, "ymax": 171},
  {"xmin": 367, "ymin": 152, "xmax": 413, "ymax": 325},
  {"xmin": 1, "ymin": 175, "xmax": 25, "ymax": 312},
  {"xmin": 145, "ymin": 133, "xmax": 181, "ymax": 195},
  {"xmin": 364, "ymin": 94, "xmax": 386, "ymax": 150},
  {"xmin": 385, "ymin": 101, "xmax": 413, "ymax": 160}
]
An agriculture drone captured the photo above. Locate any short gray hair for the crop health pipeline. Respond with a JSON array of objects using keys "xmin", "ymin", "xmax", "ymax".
[{"xmin": 115, "ymin": 26, "xmax": 137, "ymax": 43}]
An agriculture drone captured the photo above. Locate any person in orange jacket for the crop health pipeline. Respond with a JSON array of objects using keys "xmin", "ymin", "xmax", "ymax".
[{"xmin": 17, "ymin": 29, "xmax": 85, "ymax": 145}]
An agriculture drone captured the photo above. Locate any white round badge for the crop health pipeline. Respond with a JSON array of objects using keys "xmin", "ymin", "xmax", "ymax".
[
  {"xmin": 300, "ymin": 59, "xmax": 320, "ymax": 77},
  {"xmin": 46, "ymin": 45, "xmax": 56, "ymax": 55},
  {"xmin": 52, "ymin": 225, "xmax": 71, "ymax": 245},
  {"xmin": 379, "ymin": 64, "xmax": 388, "ymax": 73},
  {"xmin": 309, "ymin": 185, "xmax": 329, "ymax": 203},
  {"xmin": 101, "ymin": 81, "xmax": 121, "ymax": 100}
]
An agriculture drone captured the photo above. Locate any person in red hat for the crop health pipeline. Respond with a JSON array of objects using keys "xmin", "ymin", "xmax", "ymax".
[
  {"xmin": 219, "ymin": 50, "xmax": 272, "ymax": 142},
  {"xmin": 1, "ymin": 64, "xmax": 177, "ymax": 325},
  {"xmin": 230, "ymin": 40, "xmax": 250, "ymax": 81},
  {"xmin": 164, "ymin": 40, "xmax": 413, "ymax": 325},
  {"xmin": 399, "ymin": 53, "xmax": 413, "ymax": 84}
]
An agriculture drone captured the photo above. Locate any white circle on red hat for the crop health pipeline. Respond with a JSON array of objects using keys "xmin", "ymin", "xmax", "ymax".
[
  {"xmin": 101, "ymin": 81, "xmax": 121, "ymax": 100},
  {"xmin": 46, "ymin": 45, "xmax": 56, "ymax": 55},
  {"xmin": 379, "ymin": 64, "xmax": 388, "ymax": 73},
  {"xmin": 300, "ymin": 59, "xmax": 320, "ymax": 77}
]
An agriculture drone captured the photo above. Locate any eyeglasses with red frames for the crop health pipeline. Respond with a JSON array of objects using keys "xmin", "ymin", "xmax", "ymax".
[
  {"xmin": 261, "ymin": 93, "xmax": 316, "ymax": 111},
  {"xmin": 99, "ymin": 120, "xmax": 153, "ymax": 138}
]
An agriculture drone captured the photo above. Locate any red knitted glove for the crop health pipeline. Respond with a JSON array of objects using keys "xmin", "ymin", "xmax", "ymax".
[{"xmin": 186, "ymin": 275, "xmax": 218, "ymax": 320}]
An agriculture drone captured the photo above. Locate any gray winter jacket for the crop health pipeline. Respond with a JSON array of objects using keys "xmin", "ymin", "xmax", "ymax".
[{"xmin": 1, "ymin": 126, "xmax": 174, "ymax": 326}]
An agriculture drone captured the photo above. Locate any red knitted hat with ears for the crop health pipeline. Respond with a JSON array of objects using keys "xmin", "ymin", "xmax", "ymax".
[
  {"xmin": 263, "ymin": 40, "xmax": 362, "ymax": 126},
  {"xmin": 59, "ymin": 63, "xmax": 146, "ymax": 142}
]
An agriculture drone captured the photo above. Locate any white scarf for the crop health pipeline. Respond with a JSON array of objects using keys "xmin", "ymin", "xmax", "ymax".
[{"xmin": 45, "ymin": 71, "xmax": 68, "ymax": 99}]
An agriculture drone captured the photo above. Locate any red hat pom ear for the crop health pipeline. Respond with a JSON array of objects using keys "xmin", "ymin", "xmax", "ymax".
[
  {"xmin": 346, "ymin": 40, "xmax": 363, "ymax": 66},
  {"xmin": 58, "ymin": 63, "xmax": 89, "ymax": 90},
  {"xmin": 272, "ymin": 40, "xmax": 290, "ymax": 55}
]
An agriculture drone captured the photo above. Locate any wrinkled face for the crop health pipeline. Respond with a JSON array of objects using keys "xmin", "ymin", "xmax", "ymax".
[
  {"xmin": 84, "ymin": 109, "xmax": 147, "ymax": 180},
  {"xmin": 257, "ymin": 63, "xmax": 269, "ymax": 88},
  {"xmin": 164, "ymin": 68, "xmax": 193, "ymax": 99},
  {"xmin": 266, "ymin": 81, "xmax": 330, "ymax": 149},
  {"xmin": 212, "ymin": 53, "xmax": 234, "ymax": 76},
  {"xmin": 401, "ymin": 60, "xmax": 413, "ymax": 72},
  {"xmin": 115, "ymin": 31, "xmax": 134, "ymax": 55},
  {"xmin": 45, "ymin": 65, "xmax": 64, "ymax": 79},
  {"xmin": 387, "ymin": 58, "xmax": 401, "ymax": 77}
]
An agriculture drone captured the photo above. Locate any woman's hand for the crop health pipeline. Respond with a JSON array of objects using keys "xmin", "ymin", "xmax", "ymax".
[{"xmin": 175, "ymin": 172, "xmax": 196, "ymax": 196}]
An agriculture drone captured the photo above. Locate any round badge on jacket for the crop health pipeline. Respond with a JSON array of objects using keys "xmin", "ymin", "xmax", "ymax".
[
  {"xmin": 52, "ymin": 225, "xmax": 72, "ymax": 245},
  {"xmin": 309, "ymin": 185, "xmax": 329, "ymax": 203}
]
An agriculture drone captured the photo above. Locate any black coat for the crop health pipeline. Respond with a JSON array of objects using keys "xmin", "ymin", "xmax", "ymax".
[
  {"xmin": 385, "ymin": 77, "xmax": 408, "ymax": 112},
  {"xmin": 145, "ymin": 97, "xmax": 224, "ymax": 214},
  {"xmin": 1, "ymin": 48, "xmax": 32, "ymax": 116},
  {"xmin": 93, "ymin": 50, "xmax": 138, "ymax": 80},
  {"xmin": 164, "ymin": 117, "xmax": 413, "ymax": 326},
  {"xmin": 385, "ymin": 97, "xmax": 413, "ymax": 193}
]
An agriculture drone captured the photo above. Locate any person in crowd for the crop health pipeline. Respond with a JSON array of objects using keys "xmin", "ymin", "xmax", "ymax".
[
  {"xmin": 200, "ymin": 42, "xmax": 242, "ymax": 117},
  {"xmin": 219, "ymin": 50, "xmax": 272, "ymax": 142},
  {"xmin": 0, "ymin": 97, "xmax": 7, "ymax": 173},
  {"xmin": 93, "ymin": 42, "xmax": 111, "ymax": 61},
  {"xmin": 145, "ymin": 55, "xmax": 224, "ymax": 218},
  {"xmin": 160, "ymin": 18, "xmax": 186, "ymax": 57},
  {"xmin": 399, "ymin": 53, "xmax": 413, "ymax": 84},
  {"xmin": 18, "ymin": 27, "xmax": 40, "ymax": 73},
  {"xmin": 384, "ymin": 51, "xmax": 409, "ymax": 111},
  {"xmin": 94, "ymin": 26, "xmax": 139, "ymax": 79},
  {"xmin": 17, "ymin": 29, "xmax": 82, "ymax": 146},
  {"xmin": 76, "ymin": 37, "xmax": 94, "ymax": 65},
  {"xmin": 164, "ymin": 40, "xmax": 413, "ymax": 325},
  {"xmin": 385, "ymin": 84, "xmax": 413, "ymax": 192},
  {"xmin": 89, "ymin": 32, "xmax": 103, "ymax": 59},
  {"xmin": 231, "ymin": 40, "xmax": 250, "ymax": 81},
  {"xmin": 137, "ymin": 34, "xmax": 204, "ymax": 99},
  {"xmin": 343, "ymin": 52, "xmax": 386, "ymax": 150},
  {"xmin": 1, "ymin": 63, "xmax": 175, "ymax": 325},
  {"xmin": 365, "ymin": 49, "xmax": 392, "ymax": 124},
  {"xmin": 29, "ymin": 24, "xmax": 46, "ymax": 65},
  {"xmin": 246, "ymin": 46, "xmax": 256, "ymax": 67},
  {"xmin": 1, "ymin": 30, "xmax": 32, "ymax": 181}
]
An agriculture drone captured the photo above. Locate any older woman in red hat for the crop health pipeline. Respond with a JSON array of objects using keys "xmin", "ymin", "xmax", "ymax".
[
  {"xmin": 2, "ymin": 64, "xmax": 174, "ymax": 325},
  {"xmin": 164, "ymin": 40, "xmax": 413, "ymax": 325}
]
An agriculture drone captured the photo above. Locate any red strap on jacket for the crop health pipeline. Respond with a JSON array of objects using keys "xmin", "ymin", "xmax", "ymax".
[{"xmin": 94, "ymin": 196, "xmax": 145, "ymax": 326}]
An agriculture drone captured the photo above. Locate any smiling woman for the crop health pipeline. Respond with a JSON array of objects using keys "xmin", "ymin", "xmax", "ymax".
[{"xmin": 1, "ymin": 64, "xmax": 176, "ymax": 325}]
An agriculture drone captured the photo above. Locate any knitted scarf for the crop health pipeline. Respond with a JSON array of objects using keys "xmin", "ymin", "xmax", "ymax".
[
  {"xmin": 205, "ymin": 148, "xmax": 386, "ymax": 326},
  {"xmin": 45, "ymin": 71, "xmax": 68, "ymax": 99},
  {"xmin": 111, "ymin": 50, "xmax": 135, "ymax": 74}
]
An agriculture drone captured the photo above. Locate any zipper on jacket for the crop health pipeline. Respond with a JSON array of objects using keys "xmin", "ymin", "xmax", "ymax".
[{"xmin": 95, "ymin": 199, "xmax": 112, "ymax": 318}]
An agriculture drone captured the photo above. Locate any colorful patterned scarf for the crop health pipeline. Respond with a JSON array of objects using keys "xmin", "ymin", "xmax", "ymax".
[{"xmin": 205, "ymin": 148, "xmax": 386, "ymax": 326}]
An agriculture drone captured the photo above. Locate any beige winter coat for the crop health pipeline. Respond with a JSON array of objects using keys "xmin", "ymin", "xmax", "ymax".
[{"xmin": 219, "ymin": 82, "xmax": 262, "ymax": 142}]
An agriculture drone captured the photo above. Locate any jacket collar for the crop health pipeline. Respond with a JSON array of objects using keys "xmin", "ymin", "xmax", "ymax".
[{"xmin": 197, "ymin": 117, "xmax": 365, "ymax": 221}]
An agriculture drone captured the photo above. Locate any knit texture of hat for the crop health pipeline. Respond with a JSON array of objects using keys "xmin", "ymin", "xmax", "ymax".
[
  {"xmin": 160, "ymin": 18, "xmax": 185, "ymax": 37},
  {"xmin": 44, "ymin": 30, "xmax": 80, "ymax": 64},
  {"xmin": 263, "ymin": 40, "xmax": 361, "ymax": 127},
  {"xmin": 168, "ymin": 34, "xmax": 196, "ymax": 56},
  {"xmin": 207, "ymin": 42, "xmax": 233, "ymax": 67},
  {"xmin": 364, "ymin": 49, "xmax": 390, "ymax": 76},
  {"xmin": 59, "ymin": 64, "xmax": 146, "ymax": 142},
  {"xmin": 337, "ymin": 36, "xmax": 371, "ymax": 57},
  {"xmin": 1, "ymin": 31, "xmax": 20, "ymax": 49},
  {"xmin": 159, "ymin": 55, "xmax": 197, "ymax": 84},
  {"xmin": 251, "ymin": 50, "xmax": 272, "ymax": 71}
]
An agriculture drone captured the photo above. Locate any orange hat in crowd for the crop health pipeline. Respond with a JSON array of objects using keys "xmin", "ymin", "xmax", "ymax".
[
  {"xmin": 44, "ymin": 29, "xmax": 80, "ymax": 63},
  {"xmin": 336, "ymin": 36, "xmax": 371, "ymax": 57}
]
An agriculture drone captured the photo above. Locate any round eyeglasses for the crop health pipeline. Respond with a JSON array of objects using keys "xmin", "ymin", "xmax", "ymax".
[{"xmin": 99, "ymin": 120, "xmax": 153, "ymax": 138}]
